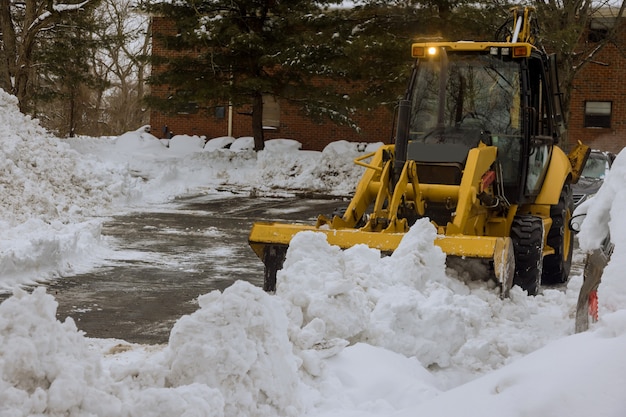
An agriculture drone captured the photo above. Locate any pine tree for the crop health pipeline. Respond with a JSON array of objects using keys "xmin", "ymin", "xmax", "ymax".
[
  {"xmin": 312, "ymin": 1, "xmax": 497, "ymax": 111},
  {"xmin": 145, "ymin": 0, "xmax": 401, "ymax": 150},
  {"xmin": 0, "ymin": 0, "xmax": 99, "ymax": 113},
  {"xmin": 34, "ymin": 1, "xmax": 107, "ymax": 137}
]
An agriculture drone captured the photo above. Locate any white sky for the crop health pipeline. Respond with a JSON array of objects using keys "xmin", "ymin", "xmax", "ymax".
[{"xmin": 0, "ymin": 87, "xmax": 625, "ymax": 416}]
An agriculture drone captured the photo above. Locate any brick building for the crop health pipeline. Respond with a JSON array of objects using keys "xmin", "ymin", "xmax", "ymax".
[
  {"xmin": 150, "ymin": 13, "xmax": 626, "ymax": 154},
  {"xmin": 568, "ymin": 11, "xmax": 626, "ymax": 154},
  {"xmin": 149, "ymin": 16, "xmax": 395, "ymax": 151},
  {"xmin": 150, "ymin": 95, "xmax": 395, "ymax": 152}
]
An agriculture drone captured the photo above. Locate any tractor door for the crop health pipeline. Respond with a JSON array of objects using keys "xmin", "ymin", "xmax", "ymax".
[{"xmin": 519, "ymin": 54, "xmax": 556, "ymax": 199}]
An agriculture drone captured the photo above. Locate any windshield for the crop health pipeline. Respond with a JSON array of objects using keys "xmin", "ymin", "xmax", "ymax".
[
  {"xmin": 409, "ymin": 53, "xmax": 522, "ymax": 144},
  {"xmin": 408, "ymin": 52, "xmax": 523, "ymax": 186},
  {"xmin": 581, "ymin": 154, "xmax": 607, "ymax": 179}
]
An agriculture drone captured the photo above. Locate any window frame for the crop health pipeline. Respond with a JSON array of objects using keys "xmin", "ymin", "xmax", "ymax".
[
  {"xmin": 262, "ymin": 95, "xmax": 280, "ymax": 130},
  {"xmin": 584, "ymin": 101, "xmax": 612, "ymax": 128}
]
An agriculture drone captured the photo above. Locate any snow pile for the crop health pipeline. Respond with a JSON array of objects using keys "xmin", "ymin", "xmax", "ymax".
[
  {"xmin": 578, "ymin": 149, "xmax": 626, "ymax": 315},
  {"xmin": 0, "ymin": 90, "xmax": 135, "ymax": 226},
  {"xmin": 164, "ymin": 281, "xmax": 303, "ymax": 416},
  {"xmin": 0, "ymin": 288, "xmax": 117, "ymax": 416},
  {"xmin": 278, "ymin": 220, "xmax": 577, "ymax": 388},
  {"xmin": 0, "ymin": 90, "xmax": 137, "ymax": 287}
]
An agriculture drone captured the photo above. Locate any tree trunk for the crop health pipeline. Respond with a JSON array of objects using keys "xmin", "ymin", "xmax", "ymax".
[
  {"xmin": 69, "ymin": 89, "xmax": 76, "ymax": 137},
  {"xmin": 252, "ymin": 91, "xmax": 265, "ymax": 151},
  {"xmin": 0, "ymin": 1, "xmax": 16, "ymax": 93}
]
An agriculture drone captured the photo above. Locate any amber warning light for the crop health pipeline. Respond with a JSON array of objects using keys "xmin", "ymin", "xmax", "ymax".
[
  {"xmin": 412, "ymin": 45, "xmax": 425, "ymax": 58},
  {"xmin": 412, "ymin": 45, "xmax": 440, "ymax": 58},
  {"xmin": 512, "ymin": 45, "xmax": 530, "ymax": 57}
]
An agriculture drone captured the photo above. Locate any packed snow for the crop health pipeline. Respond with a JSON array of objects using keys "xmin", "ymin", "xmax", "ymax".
[{"xmin": 0, "ymin": 87, "xmax": 625, "ymax": 416}]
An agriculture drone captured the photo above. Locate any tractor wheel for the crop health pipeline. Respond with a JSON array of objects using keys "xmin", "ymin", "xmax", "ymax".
[
  {"xmin": 511, "ymin": 215, "xmax": 544, "ymax": 295},
  {"xmin": 262, "ymin": 245, "xmax": 287, "ymax": 292},
  {"xmin": 542, "ymin": 184, "xmax": 574, "ymax": 284}
]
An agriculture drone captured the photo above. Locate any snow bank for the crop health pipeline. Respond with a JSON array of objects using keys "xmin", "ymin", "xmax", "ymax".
[
  {"xmin": 0, "ymin": 90, "xmax": 135, "ymax": 226},
  {"xmin": 397, "ymin": 310, "xmax": 626, "ymax": 417},
  {"xmin": 278, "ymin": 220, "xmax": 576, "ymax": 387},
  {"xmin": 1, "ymin": 91, "xmax": 372, "ymax": 289},
  {"xmin": 0, "ymin": 288, "xmax": 118, "ymax": 416},
  {"xmin": 0, "ymin": 90, "xmax": 138, "ymax": 287},
  {"xmin": 577, "ymin": 148, "xmax": 626, "ymax": 315}
]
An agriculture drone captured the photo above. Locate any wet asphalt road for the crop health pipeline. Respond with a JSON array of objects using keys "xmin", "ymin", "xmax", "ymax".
[
  {"xmin": 45, "ymin": 193, "xmax": 346, "ymax": 345},
  {"xmin": 4, "ymin": 192, "xmax": 584, "ymax": 345}
]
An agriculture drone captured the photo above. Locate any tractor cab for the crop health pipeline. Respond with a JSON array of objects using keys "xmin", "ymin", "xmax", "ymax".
[{"xmin": 401, "ymin": 43, "xmax": 565, "ymax": 210}]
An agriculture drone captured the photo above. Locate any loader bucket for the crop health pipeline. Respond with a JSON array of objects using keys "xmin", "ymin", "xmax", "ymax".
[{"xmin": 248, "ymin": 223, "xmax": 516, "ymax": 297}]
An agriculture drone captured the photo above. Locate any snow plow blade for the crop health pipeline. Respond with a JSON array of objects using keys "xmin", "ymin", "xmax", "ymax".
[{"xmin": 248, "ymin": 222, "xmax": 515, "ymax": 296}]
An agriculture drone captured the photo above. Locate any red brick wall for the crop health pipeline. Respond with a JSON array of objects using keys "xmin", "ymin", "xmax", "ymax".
[
  {"xmin": 149, "ymin": 16, "xmax": 394, "ymax": 151},
  {"xmin": 568, "ymin": 23, "xmax": 626, "ymax": 154},
  {"xmin": 149, "ymin": 98, "xmax": 395, "ymax": 151}
]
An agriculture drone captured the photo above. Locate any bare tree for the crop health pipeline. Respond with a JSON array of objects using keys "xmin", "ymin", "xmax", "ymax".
[
  {"xmin": 0, "ymin": 0, "xmax": 93, "ymax": 112},
  {"xmin": 533, "ymin": 0, "xmax": 626, "ymax": 120},
  {"xmin": 92, "ymin": 0, "xmax": 151, "ymax": 134}
]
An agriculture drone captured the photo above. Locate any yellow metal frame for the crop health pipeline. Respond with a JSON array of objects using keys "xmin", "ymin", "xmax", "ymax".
[
  {"xmin": 250, "ymin": 222, "xmax": 513, "ymax": 260},
  {"xmin": 250, "ymin": 144, "xmax": 517, "ymax": 293},
  {"xmin": 411, "ymin": 41, "xmax": 533, "ymax": 59},
  {"xmin": 535, "ymin": 145, "xmax": 573, "ymax": 206}
]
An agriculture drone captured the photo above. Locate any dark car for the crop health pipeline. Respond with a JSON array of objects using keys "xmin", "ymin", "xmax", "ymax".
[{"xmin": 573, "ymin": 150, "xmax": 616, "ymax": 208}]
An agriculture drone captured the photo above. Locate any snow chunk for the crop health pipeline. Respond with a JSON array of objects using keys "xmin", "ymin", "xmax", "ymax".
[
  {"xmin": 164, "ymin": 281, "xmax": 303, "ymax": 417},
  {"xmin": 230, "ymin": 136, "xmax": 255, "ymax": 152},
  {"xmin": 168, "ymin": 134, "xmax": 206, "ymax": 155},
  {"xmin": 203, "ymin": 136, "xmax": 235, "ymax": 151}
]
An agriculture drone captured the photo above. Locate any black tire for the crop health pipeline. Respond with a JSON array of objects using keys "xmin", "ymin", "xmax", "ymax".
[
  {"xmin": 511, "ymin": 215, "xmax": 544, "ymax": 295},
  {"xmin": 262, "ymin": 245, "xmax": 287, "ymax": 292},
  {"xmin": 542, "ymin": 184, "xmax": 574, "ymax": 284}
]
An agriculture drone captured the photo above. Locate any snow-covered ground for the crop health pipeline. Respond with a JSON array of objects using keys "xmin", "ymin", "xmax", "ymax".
[{"xmin": 1, "ymin": 87, "xmax": 625, "ymax": 416}]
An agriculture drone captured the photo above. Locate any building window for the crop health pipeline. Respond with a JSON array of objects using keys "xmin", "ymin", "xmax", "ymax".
[
  {"xmin": 588, "ymin": 27, "xmax": 609, "ymax": 42},
  {"xmin": 588, "ymin": 15, "xmax": 615, "ymax": 42},
  {"xmin": 173, "ymin": 90, "xmax": 199, "ymax": 115},
  {"xmin": 262, "ymin": 95, "xmax": 280, "ymax": 129},
  {"xmin": 215, "ymin": 106, "xmax": 225, "ymax": 119},
  {"xmin": 584, "ymin": 101, "xmax": 611, "ymax": 128}
]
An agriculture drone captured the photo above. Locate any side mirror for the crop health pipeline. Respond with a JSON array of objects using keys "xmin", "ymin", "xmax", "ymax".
[{"xmin": 569, "ymin": 213, "xmax": 585, "ymax": 234}]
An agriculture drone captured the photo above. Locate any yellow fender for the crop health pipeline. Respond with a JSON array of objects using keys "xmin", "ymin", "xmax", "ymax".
[{"xmin": 535, "ymin": 146, "xmax": 572, "ymax": 205}]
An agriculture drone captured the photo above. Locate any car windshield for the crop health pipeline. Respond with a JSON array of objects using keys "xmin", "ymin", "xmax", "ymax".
[{"xmin": 581, "ymin": 155, "xmax": 607, "ymax": 179}]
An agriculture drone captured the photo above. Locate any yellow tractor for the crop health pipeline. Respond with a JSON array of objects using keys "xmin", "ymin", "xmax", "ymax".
[{"xmin": 249, "ymin": 7, "xmax": 589, "ymax": 296}]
